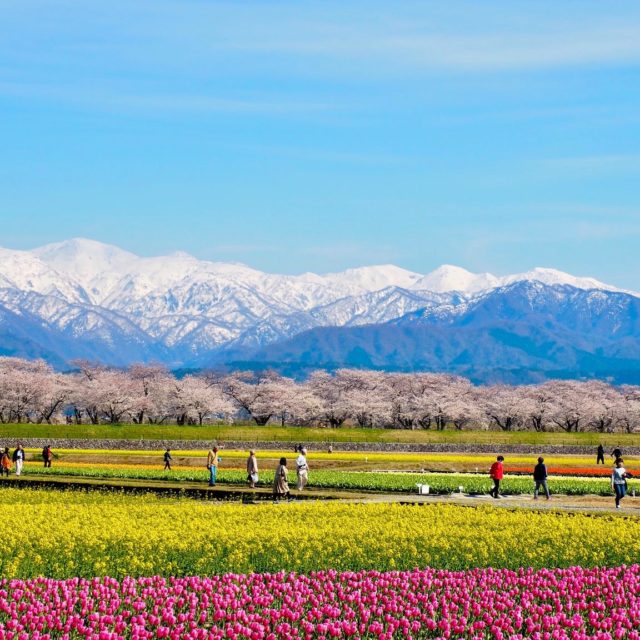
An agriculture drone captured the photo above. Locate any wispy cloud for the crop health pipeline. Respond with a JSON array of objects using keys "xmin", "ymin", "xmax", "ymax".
[
  {"xmin": 221, "ymin": 26, "xmax": 640, "ymax": 73},
  {"xmin": 115, "ymin": 2, "xmax": 640, "ymax": 73},
  {"xmin": 4, "ymin": 2, "xmax": 640, "ymax": 80},
  {"xmin": 0, "ymin": 80, "xmax": 338, "ymax": 116},
  {"xmin": 3, "ymin": 2, "xmax": 640, "ymax": 121},
  {"xmin": 547, "ymin": 154, "xmax": 640, "ymax": 172}
]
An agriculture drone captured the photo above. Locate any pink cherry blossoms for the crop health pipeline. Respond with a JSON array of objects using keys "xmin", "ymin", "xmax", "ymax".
[{"xmin": 0, "ymin": 565, "xmax": 639, "ymax": 639}]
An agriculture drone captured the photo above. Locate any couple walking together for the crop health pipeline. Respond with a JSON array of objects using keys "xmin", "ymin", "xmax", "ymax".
[
  {"xmin": 274, "ymin": 448, "xmax": 309, "ymax": 501},
  {"xmin": 1, "ymin": 445, "xmax": 27, "ymax": 477},
  {"xmin": 489, "ymin": 455, "xmax": 550, "ymax": 500}
]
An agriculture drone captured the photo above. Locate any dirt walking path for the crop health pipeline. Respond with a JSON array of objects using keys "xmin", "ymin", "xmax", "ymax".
[{"xmin": 351, "ymin": 491, "xmax": 640, "ymax": 515}]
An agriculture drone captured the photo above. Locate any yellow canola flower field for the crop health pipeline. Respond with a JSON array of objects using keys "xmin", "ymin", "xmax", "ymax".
[{"xmin": 0, "ymin": 487, "xmax": 637, "ymax": 579}]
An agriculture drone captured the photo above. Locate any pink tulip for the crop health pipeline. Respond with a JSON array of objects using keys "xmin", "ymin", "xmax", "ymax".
[{"xmin": 0, "ymin": 566, "xmax": 638, "ymax": 638}]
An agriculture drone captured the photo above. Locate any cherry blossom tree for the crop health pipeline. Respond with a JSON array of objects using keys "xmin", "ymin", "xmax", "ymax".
[
  {"xmin": 619, "ymin": 385, "xmax": 640, "ymax": 433},
  {"xmin": 548, "ymin": 381, "xmax": 590, "ymax": 432},
  {"xmin": 127, "ymin": 365, "xmax": 172, "ymax": 424},
  {"xmin": 339, "ymin": 370, "xmax": 391, "ymax": 428},
  {"xmin": 448, "ymin": 388, "xmax": 487, "ymax": 430},
  {"xmin": 0, "ymin": 356, "xmax": 638, "ymax": 431},
  {"xmin": 583, "ymin": 381, "xmax": 624, "ymax": 433},
  {"xmin": 0, "ymin": 358, "xmax": 52, "ymax": 423},
  {"xmin": 214, "ymin": 371, "xmax": 290, "ymax": 425},
  {"xmin": 480, "ymin": 385, "xmax": 526, "ymax": 431},
  {"xmin": 180, "ymin": 375, "xmax": 234, "ymax": 425},
  {"xmin": 32, "ymin": 371, "xmax": 71, "ymax": 424},
  {"xmin": 307, "ymin": 370, "xmax": 354, "ymax": 428},
  {"xmin": 520, "ymin": 383, "xmax": 558, "ymax": 432},
  {"xmin": 384, "ymin": 374, "xmax": 421, "ymax": 428}
]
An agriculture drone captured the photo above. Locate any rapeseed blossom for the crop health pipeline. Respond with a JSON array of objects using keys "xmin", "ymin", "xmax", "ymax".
[{"xmin": 0, "ymin": 488, "xmax": 636, "ymax": 578}]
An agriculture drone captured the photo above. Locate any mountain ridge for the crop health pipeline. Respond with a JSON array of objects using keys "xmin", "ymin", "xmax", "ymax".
[
  {"xmin": 247, "ymin": 281, "xmax": 640, "ymax": 384},
  {"xmin": 0, "ymin": 237, "xmax": 638, "ymax": 381}
]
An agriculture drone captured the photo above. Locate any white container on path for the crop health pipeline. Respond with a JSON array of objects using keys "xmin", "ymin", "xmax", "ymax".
[{"xmin": 416, "ymin": 484, "xmax": 430, "ymax": 495}]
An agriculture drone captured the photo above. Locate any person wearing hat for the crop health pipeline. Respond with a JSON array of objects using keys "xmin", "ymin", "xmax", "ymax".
[{"xmin": 296, "ymin": 447, "xmax": 309, "ymax": 491}]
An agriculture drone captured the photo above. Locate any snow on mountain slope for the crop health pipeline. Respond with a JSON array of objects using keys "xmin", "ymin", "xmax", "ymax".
[
  {"xmin": 322, "ymin": 264, "xmax": 422, "ymax": 294},
  {"xmin": 0, "ymin": 248, "xmax": 89, "ymax": 303},
  {"xmin": 309, "ymin": 287, "xmax": 456, "ymax": 327},
  {"xmin": 32, "ymin": 238, "xmax": 139, "ymax": 303},
  {"xmin": 501, "ymin": 267, "xmax": 623, "ymax": 293},
  {"xmin": 252, "ymin": 281, "xmax": 640, "ymax": 384},
  {"xmin": 409, "ymin": 265, "xmax": 630, "ymax": 297},
  {"xmin": 0, "ymin": 237, "xmax": 633, "ymax": 367},
  {"xmin": 29, "ymin": 238, "xmax": 634, "ymax": 305},
  {"xmin": 410, "ymin": 265, "xmax": 499, "ymax": 294},
  {"xmin": 0, "ymin": 289, "xmax": 169, "ymax": 364}
]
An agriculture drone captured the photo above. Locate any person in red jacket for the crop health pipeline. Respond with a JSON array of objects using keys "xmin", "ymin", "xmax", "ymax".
[{"xmin": 489, "ymin": 455, "xmax": 505, "ymax": 499}]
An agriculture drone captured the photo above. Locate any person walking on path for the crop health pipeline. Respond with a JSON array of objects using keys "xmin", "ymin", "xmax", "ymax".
[
  {"xmin": 246, "ymin": 450, "xmax": 259, "ymax": 488},
  {"xmin": 163, "ymin": 448, "xmax": 172, "ymax": 471},
  {"xmin": 207, "ymin": 446, "xmax": 220, "ymax": 486},
  {"xmin": 273, "ymin": 457, "xmax": 290, "ymax": 502},
  {"xmin": 0, "ymin": 448, "xmax": 10, "ymax": 477},
  {"xmin": 12, "ymin": 444, "xmax": 25, "ymax": 477},
  {"xmin": 489, "ymin": 456, "xmax": 504, "ymax": 499},
  {"xmin": 42, "ymin": 445, "xmax": 53, "ymax": 468},
  {"xmin": 296, "ymin": 447, "xmax": 309, "ymax": 491},
  {"xmin": 612, "ymin": 458, "xmax": 631, "ymax": 509},
  {"xmin": 611, "ymin": 447, "xmax": 622, "ymax": 460},
  {"xmin": 533, "ymin": 456, "xmax": 550, "ymax": 500},
  {"xmin": 597, "ymin": 445, "xmax": 605, "ymax": 465}
]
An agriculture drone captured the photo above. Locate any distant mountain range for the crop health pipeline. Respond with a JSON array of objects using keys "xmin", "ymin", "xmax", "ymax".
[{"xmin": 0, "ymin": 238, "xmax": 638, "ymax": 383}]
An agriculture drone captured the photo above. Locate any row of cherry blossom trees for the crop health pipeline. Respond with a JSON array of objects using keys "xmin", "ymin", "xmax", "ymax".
[{"xmin": 0, "ymin": 357, "xmax": 639, "ymax": 432}]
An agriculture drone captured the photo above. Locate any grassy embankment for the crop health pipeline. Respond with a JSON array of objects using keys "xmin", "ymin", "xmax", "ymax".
[{"xmin": 0, "ymin": 423, "xmax": 638, "ymax": 446}]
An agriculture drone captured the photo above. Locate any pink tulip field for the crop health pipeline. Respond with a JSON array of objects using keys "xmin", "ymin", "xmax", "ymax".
[{"xmin": 0, "ymin": 564, "xmax": 639, "ymax": 639}]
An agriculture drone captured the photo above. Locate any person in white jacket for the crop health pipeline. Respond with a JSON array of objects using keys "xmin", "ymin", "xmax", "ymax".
[
  {"xmin": 612, "ymin": 458, "xmax": 631, "ymax": 509},
  {"xmin": 12, "ymin": 444, "xmax": 25, "ymax": 477},
  {"xmin": 296, "ymin": 448, "xmax": 309, "ymax": 491}
]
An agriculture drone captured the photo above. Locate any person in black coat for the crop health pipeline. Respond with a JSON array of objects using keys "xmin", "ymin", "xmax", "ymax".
[
  {"xmin": 533, "ymin": 456, "xmax": 550, "ymax": 500},
  {"xmin": 163, "ymin": 448, "xmax": 172, "ymax": 471},
  {"xmin": 42, "ymin": 445, "xmax": 53, "ymax": 468},
  {"xmin": 596, "ymin": 444, "xmax": 605, "ymax": 465}
]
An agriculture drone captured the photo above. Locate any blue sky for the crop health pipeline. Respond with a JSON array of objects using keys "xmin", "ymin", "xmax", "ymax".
[{"xmin": 1, "ymin": 1, "xmax": 640, "ymax": 287}]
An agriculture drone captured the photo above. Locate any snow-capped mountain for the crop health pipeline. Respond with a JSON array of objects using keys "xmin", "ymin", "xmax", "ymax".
[
  {"xmin": 0, "ymin": 238, "xmax": 637, "ymax": 378},
  {"xmin": 0, "ymin": 247, "xmax": 89, "ymax": 303},
  {"xmin": 409, "ymin": 265, "xmax": 499, "ymax": 294},
  {"xmin": 408, "ymin": 264, "xmax": 624, "ymax": 296}
]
